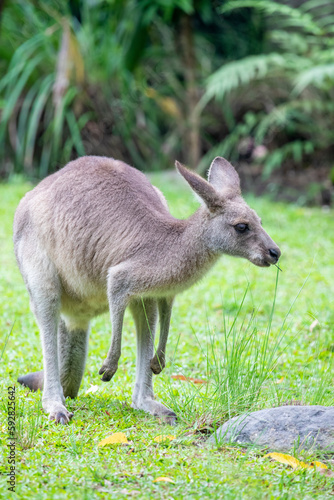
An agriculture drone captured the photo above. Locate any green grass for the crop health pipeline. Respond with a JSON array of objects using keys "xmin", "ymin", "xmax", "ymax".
[{"xmin": 1, "ymin": 173, "xmax": 334, "ymax": 499}]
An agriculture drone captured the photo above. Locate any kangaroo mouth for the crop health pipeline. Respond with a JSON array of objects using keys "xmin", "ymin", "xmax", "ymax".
[
  {"xmin": 251, "ymin": 257, "xmax": 275, "ymax": 268},
  {"xmin": 266, "ymin": 256, "xmax": 280, "ymax": 266},
  {"xmin": 257, "ymin": 260, "xmax": 271, "ymax": 267},
  {"xmin": 251, "ymin": 249, "xmax": 280, "ymax": 268},
  {"xmin": 246, "ymin": 250, "xmax": 281, "ymax": 268}
]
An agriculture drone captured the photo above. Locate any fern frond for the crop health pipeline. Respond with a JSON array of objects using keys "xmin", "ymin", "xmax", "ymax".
[
  {"xmin": 220, "ymin": 1, "xmax": 323, "ymax": 35},
  {"xmin": 203, "ymin": 53, "xmax": 307, "ymax": 104},
  {"xmin": 294, "ymin": 64, "xmax": 334, "ymax": 93},
  {"xmin": 268, "ymin": 31, "xmax": 309, "ymax": 54},
  {"xmin": 254, "ymin": 103, "xmax": 323, "ymax": 145},
  {"xmin": 291, "ymin": 99, "xmax": 334, "ymax": 115},
  {"xmin": 301, "ymin": 0, "xmax": 334, "ymax": 16},
  {"xmin": 255, "ymin": 107, "xmax": 291, "ymax": 144}
]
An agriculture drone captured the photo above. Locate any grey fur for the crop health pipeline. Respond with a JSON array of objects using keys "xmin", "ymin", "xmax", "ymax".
[{"xmin": 14, "ymin": 155, "xmax": 280, "ymax": 425}]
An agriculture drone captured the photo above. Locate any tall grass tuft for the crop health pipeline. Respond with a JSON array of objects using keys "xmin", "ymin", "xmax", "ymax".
[
  {"xmin": 159, "ymin": 270, "xmax": 303, "ymax": 429},
  {"xmin": 15, "ymin": 398, "xmax": 42, "ymax": 450}
]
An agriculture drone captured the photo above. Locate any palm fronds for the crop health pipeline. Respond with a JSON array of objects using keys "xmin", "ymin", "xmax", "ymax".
[{"xmin": 0, "ymin": 3, "xmax": 86, "ymax": 177}]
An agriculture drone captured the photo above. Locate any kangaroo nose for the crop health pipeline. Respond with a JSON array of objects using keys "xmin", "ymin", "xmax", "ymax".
[{"xmin": 269, "ymin": 248, "xmax": 280, "ymax": 262}]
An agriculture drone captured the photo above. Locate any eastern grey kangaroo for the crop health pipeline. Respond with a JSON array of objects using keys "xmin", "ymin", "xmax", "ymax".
[{"xmin": 14, "ymin": 156, "xmax": 280, "ymax": 424}]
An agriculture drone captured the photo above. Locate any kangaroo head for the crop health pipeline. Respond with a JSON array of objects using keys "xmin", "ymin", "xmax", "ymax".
[{"xmin": 176, "ymin": 157, "xmax": 281, "ymax": 267}]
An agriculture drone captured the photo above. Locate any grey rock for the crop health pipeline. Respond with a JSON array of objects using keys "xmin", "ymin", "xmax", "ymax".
[{"xmin": 210, "ymin": 406, "xmax": 334, "ymax": 452}]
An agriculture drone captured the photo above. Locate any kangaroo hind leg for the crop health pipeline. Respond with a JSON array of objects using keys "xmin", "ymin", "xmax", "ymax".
[
  {"xmin": 58, "ymin": 316, "xmax": 90, "ymax": 398},
  {"xmin": 16, "ymin": 246, "xmax": 72, "ymax": 424},
  {"xmin": 18, "ymin": 317, "xmax": 89, "ymax": 399}
]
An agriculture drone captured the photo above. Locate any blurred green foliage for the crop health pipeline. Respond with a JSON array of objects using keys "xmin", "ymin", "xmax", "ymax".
[{"xmin": 0, "ymin": 0, "xmax": 333, "ymax": 179}]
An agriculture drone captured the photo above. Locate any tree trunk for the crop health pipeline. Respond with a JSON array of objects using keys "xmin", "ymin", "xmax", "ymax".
[
  {"xmin": 179, "ymin": 13, "xmax": 200, "ymax": 169},
  {"xmin": 0, "ymin": 0, "xmax": 7, "ymax": 29}
]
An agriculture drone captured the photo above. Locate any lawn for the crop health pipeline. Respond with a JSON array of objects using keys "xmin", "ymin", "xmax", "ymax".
[{"xmin": 0, "ymin": 173, "xmax": 334, "ymax": 499}]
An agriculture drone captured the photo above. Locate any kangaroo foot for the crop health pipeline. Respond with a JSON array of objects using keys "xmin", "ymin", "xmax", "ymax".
[
  {"xmin": 132, "ymin": 397, "xmax": 177, "ymax": 425},
  {"xmin": 18, "ymin": 370, "xmax": 44, "ymax": 392},
  {"xmin": 43, "ymin": 398, "xmax": 73, "ymax": 425}
]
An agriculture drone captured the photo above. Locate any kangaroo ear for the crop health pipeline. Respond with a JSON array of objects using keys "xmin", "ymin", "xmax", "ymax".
[
  {"xmin": 175, "ymin": 161, "xmax": 223, "ymax": 212},
  {"xmin": 208, "ymin": 157, "xmax": 241, "ymax": 195}
]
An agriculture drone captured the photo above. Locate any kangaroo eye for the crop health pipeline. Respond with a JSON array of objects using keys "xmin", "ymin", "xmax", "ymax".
[{"xmin": 234, "ymin": 223, "xmax": 249, "ymax": 233}]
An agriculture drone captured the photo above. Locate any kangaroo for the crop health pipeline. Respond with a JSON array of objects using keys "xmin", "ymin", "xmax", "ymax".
[{"xmin": 14, "ymin": 156, "xmax": 280, "ymax": 425}]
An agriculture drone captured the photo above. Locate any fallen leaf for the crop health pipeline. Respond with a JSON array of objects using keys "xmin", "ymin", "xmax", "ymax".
[
  {"xmin": 265, "ymin": 453, "xmax": 308, "ymax": 469},
  {"xmin": 85, "ymin": 384, "xmax": 100, "ymax": 395},
  {"xmin": 171, "ymin": 374, "xmax": 206, "ymax": 384},
  {"xmin": 153, "ymin": 477, "xmax": 175, "ymax": 483},
  {"xmin": 154, "ymin": 435, "xmax": 176, "ymax": 443},
  {"xmin": 310, "ymin": 461, "xmax": 328, "ymax": 469},
  {"xmin": 172, "ymin": 374, "xmax": 189, "ymax": 381},
  {"xmin": 266, "ymin": 453, "xmax": 328, "ymax": 471},
  {"xmin": 98, "ymin": 432, "xmax": 128, "ymax": 447},
  {"xmin": 275, "ymin": 376, "xmax": 284, "ymax": 384}
]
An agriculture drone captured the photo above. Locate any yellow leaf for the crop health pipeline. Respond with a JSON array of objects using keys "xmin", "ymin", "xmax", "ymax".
[
  {"xmin": 145, "ymin": 87, "xmax": 181, "ymax": 118},
  {"xmin": 266, "ymin": 453, "xmax": 329, "ymax": 471},
  {"xmin": 153, "ymin": 477, "xmax": 175, "ymax": 483},
  {"xmin": 98, "ymin": 432, "xmax": 128, "ymax": 447},
  {"xmin": 297, "ymin": 460, "xmax": 310, "ymax": 469},
  {"xmin": 265, "ymin": 453, "xmax": 308, "ymax": 469},
  {"xmin": 145, "ymin": 87, "xmax": 157, "ymax": 99},
  {"xmin": 311, "ymin": 461, "xmax": 328, "ymax": 469},
  {"xmin": 275, "ymin": 376, "xmax": 284, "ymax": 384},
  {"xmin": 154, "ymin": 435, "xmax": 176, "ymax": 443},
  {"xmin": 156, "ymin": 97, "xmax": 181, "ymax": 118}
]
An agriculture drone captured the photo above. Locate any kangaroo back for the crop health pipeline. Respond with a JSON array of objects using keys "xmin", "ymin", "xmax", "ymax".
[{"xmin": 14, "ymin": 156, "xmax": 178, "ymax": 288}]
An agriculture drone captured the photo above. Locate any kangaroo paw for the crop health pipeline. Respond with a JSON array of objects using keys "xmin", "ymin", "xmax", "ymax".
[
  {"xmin": 150, "ymin": 355, "xmax": 165, "ymax": 375},
  {"xmin": 99, "ymin": 360, "xmax": 118, "ymax": 381},
  {"xmin": 18, "ymin": 370, "xmax": 44, "ymax": 392}
]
